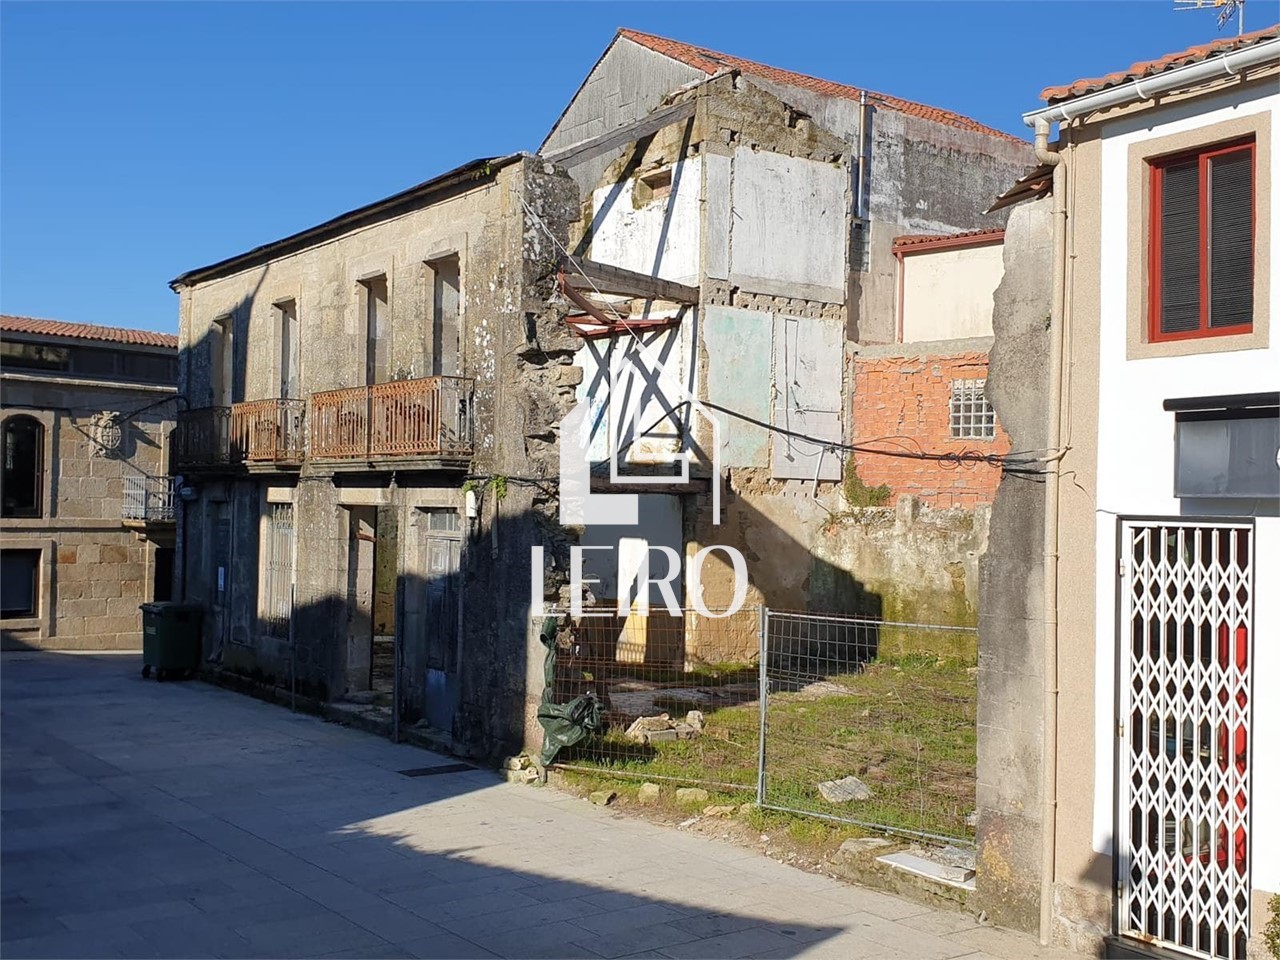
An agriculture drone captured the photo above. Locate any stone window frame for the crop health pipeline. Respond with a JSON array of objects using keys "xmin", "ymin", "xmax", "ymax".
[
  {"xmin": 354, "ymin": 264, "xmax": 394, "ymax": 386},
  {"xmin": 1127, "ymin": 110, "xmax": 1271, "ymax": 360},
  {"xmin": 0, "ymin": 537, "xmax": 55, "ymax": 639},
  {"xmin": 267, "ymin": 286, "xmax": 303, "ymax": 401},
  {"xmin": 1, "ymin": 409, "xmax": 55, "ymax": 521}
]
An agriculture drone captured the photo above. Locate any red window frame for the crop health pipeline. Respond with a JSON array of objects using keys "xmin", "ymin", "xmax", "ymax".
[{"xmin": 1148, "ymin": 137, "xmax": 1256, "ymax": 343}]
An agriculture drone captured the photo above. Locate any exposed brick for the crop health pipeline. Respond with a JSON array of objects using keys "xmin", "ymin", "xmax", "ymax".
[{"xmin": 851, "ymin": 351, "xmax": 1009, "ymax": 509}]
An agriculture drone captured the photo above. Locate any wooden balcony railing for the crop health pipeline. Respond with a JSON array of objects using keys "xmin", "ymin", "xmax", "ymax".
[
  {"xmin": 309, "ymin": 376, "xmax": 473, "ymax": 460},
  {"xmin": 174, "ymin": 407, "xmax": 232, "ymax": 468},
  {"xmin": 231, "ymin": 398, "xmax": 306, "ymax": 464}
]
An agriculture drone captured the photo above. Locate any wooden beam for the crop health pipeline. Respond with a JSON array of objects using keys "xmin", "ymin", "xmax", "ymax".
[
  {"xmin": 542, "ymin": 99, "xmax": 697, "ymax": 169},
  {"xmin": 562, "ymin": 258, "xmax": 700, "ymax": 304}
]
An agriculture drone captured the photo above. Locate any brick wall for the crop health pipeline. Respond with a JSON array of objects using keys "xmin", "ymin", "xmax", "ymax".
[{"xmin": 851, "ymin": 351, "xmax": 1009, "ymax": 510}]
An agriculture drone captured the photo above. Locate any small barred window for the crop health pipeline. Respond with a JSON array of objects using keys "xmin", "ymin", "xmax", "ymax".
[{"xmin": 950, "ymin": 379, "xmax": 995, "ymax": 440}]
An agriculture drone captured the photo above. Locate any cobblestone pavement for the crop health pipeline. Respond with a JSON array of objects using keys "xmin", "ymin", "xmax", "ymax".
[{"xmin": 1, "ymin": 652, "xmax": 1085, "ymax": 959}]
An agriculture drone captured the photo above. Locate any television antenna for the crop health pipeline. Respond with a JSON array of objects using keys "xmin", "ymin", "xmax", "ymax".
[{"xmin": 1174, "ymin": 0, "xmax": 1246, "ymax": 35}]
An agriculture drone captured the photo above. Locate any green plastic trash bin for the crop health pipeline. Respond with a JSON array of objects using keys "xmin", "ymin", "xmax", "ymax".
[{"xmin": 140, "ymin": 602, "xmax": 203, "ymax": 681}]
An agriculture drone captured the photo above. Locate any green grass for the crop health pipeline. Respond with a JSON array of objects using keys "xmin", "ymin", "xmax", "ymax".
[{"xmin": 559, "ymin": 654, "xmax": 977, "ymax": 841}]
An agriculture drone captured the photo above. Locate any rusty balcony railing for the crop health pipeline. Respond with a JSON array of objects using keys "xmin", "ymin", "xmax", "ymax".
[
  {"xmin": 231, "ymin": 398, "xmax": 306, "ymax": 465},
  {"xmin": 174, "ymin": 406, "xmax": 232, "ymax": 468},
  {"xmin": 309, "ymin": 376, "xmax": 473, "ymax": 461}
]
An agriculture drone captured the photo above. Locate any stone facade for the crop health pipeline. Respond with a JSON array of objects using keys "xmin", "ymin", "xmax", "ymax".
[
  {"xmin": 1, "ymin": 320, "xmax": 178, "ymax": 650},
  {"xmin": 172, "ymin": 155, "xmax": 581, "ymax": 760}
]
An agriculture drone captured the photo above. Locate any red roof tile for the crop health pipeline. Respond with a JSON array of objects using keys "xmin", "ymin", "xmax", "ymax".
[
  {"xmin": 893, "ymin": 228, "xmax": 1005, "ymax": 253},
  {"xmin": 617, "ymin": 29, "xmax": 1025, "ymax": 144},
  {"xmin": 1041, "ymin": 24, "xmax": 1280, "ymax": 103},
  {"xmin": 0, "ymin": 315, "xmax": 178, "ymax": 349}
]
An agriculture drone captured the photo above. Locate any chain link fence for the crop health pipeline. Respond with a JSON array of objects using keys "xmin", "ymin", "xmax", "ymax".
[
  {"xmin": 543, "ymin": 606, "xmax": 762, "ymax": 791},
  {"xmin": 541, "ymin": 606, "xmax": 978, "ymax": 845},
  {"xmin": 759, "ymin": 609, "xmax": 978, "ymax": 844}
]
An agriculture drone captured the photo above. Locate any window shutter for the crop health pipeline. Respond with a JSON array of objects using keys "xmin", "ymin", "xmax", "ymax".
[
  {"xmin": 1208, "ymin": 148, "xmax": 1254, "ymax": 329},
  {"xmin": 1159, "ymin": 160, "xmax": 1202, "ymax": 335}
]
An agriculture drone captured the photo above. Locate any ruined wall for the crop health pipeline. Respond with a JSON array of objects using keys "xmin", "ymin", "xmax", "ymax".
[
  {"xmin": 1, "ymin": 375, "xmax": 174, "ymax": 651},
  {"xmin": 973, "ymin": 195, "xmax": 1054, "ymax": 932},
  {"xmin": 851, "ymin": 349, "xmax": 1009, "ymax": 510},
  {"xmin": 453, "ymin": 159, "xmax": 583, "ymax": 759},
  {"xmin": 541, "ymin": 37, "xmax": 704, "ymax": 194},
  {"xmin": 688, "ymin": 467, "xmax": 990, "ymax": 662}
]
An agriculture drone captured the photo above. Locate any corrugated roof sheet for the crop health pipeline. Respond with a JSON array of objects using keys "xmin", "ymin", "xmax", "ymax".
[
  {"xmin": 0, "ymin": 315, "xmax": 178, "ymax": 349},
  {"xmin": 892, "ymin": 228, "xmax": 1005, "ymax": 251},
  {"xmin": 617, "ymin": 29, "xmax": 1025, "ymax": 143},
  {"xmin": 1041, "ymin": 24, "xmax": 1280, "ymax": 104}
]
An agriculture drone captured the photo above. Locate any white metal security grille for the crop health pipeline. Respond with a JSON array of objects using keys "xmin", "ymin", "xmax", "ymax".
[{"xmin": 1118, "ymin": 521, "xmax": 1253, "ymax": 960}]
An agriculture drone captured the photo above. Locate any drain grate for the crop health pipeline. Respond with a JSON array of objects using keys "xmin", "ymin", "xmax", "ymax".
[{"xmin": 398, "ymin": 763, "xmax": 475, "ymax": 778}]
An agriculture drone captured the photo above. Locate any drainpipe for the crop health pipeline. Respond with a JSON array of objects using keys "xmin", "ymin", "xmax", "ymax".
[
  {"xmin": 856, "ymin": 90, "xmax": 869, "ymax": 221},
  {"xmin": 1035, "ymin": 114, "xmax": 1066, "ymax": 948}
]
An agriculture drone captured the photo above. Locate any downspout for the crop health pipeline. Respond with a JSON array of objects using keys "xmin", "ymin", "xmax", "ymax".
[{"xmin": 1035, "ymin": 114, "xmax": 1066, "ymax": 948}]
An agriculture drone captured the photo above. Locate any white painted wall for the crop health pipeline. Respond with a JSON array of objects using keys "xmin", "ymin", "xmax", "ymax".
[
  {"xmin": 900, "ymin": 243, "xmax": 1002, "ymax": 342},
  {"xmin": 590, "ymin": 157, "xmax": 702, "ymax": 286},
  {"xmin": 729, "ymin": 149, "xmax": 847, "ymax": 303},
  {"xmin": 1090, "ymin": 86, "xmax": 1279, "ymax": 897}
]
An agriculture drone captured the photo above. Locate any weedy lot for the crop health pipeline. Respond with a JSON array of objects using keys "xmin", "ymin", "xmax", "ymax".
[{"xmin": 559, "ymin": 652, "xmax": 978, "ymax": 844}]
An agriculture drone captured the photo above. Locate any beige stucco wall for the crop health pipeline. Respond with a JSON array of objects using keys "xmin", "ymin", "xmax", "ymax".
[
  {"xmin": 900, "ymin": 242, "xmax": 1003, "ymax": 342},
  {"xmin": 1050, "ymin": 67, "xmax": 1279, "ymax": 953},
  {"xmin": 1052, "ymin": 121, "xmax": 1108, "ymax": 950}
]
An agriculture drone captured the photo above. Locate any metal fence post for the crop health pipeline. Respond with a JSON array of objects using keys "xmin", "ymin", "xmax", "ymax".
[
  {"xmin": 288, "ymin": 584, "xmax": 297, "ymax": 713},
  {"xmin": 756, "ymin": 605, "xmax": 768, "ymax": 806}
]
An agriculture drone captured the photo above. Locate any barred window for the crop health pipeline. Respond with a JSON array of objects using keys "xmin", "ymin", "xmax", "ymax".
[
  {"xmin": 260, "ymin": 501, "xmax": 294, "ymax": 638},
  {"xmin": 950, "ymin": 379, "xmax": 995, "ymax": 440}
]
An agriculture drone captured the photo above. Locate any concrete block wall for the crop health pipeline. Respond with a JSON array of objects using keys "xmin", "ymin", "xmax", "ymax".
[{"xmin": 851, "ymin": 351, "xmax": 1009, "ymax": 509}]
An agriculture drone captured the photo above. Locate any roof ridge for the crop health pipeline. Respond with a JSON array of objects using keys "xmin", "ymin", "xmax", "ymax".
[
  {"xmin": 616, "ymin": 28, "xmax": 1026, "ymax": 144},
  {"xmin": 1041, "ymin": 23, "xmax": 1280, "ymax": 103},
  {"xmin": 0, "ymin": 314, "xmax": 178, "ymax": 349}
]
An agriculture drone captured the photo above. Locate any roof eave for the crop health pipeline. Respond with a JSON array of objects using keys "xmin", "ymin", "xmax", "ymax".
[
  {"xmin": 1024, "ymin": 36, "xmax": 1280, "ymax": 128},
  {"xmin": 170, "ymin": 153, "xmax": 525, "ymax": 291}
]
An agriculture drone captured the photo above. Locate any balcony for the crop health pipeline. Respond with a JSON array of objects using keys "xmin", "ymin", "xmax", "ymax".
[
  {"xmin": 123, "ymin": 475, "xmax": 175, "ymax": 522},
  {"xmin": 122, "ymin": 475, "xmax": 176, "ymax": 545},
  {"xmin": 174, "ymin": 406, "xmax": 232, "ymax": 469},
  {"xmin": 231, "ymin": 398, "xmax": 306, "ymax": 468},
  {"xmin": 310, "ymin": 376, "xmax": 473, "ymax": 464}
]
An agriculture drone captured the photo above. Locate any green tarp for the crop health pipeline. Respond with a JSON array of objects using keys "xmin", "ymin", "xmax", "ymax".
[{"xmin": 536, "ymin": 616, "xmax": 603, "ymax": 767}]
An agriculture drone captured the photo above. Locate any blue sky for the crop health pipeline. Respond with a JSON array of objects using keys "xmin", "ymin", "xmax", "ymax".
[{"xmin": 0, "ymin": 1, "xmax": 1253, "ymax": 333}]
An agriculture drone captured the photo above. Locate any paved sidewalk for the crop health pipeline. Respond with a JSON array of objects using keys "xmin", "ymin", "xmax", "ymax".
[{"xmin": 1, "ymin": 653, "xmax": 1082, "ymax": 959}]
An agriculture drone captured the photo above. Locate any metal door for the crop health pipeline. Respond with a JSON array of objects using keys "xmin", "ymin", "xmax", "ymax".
[{"xmin": 1117, "ymin": 520, "xmax": 1254, "ymax": 960}]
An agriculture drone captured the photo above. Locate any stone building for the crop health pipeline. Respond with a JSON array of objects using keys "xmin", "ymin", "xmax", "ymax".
[
  {"xmin": 1, "ymin": 315, "xmax": 178, "ymax": 650},
  {"xmin": 543, "ymin": 30, "xmax": 1033, "ymax": 632},
  {"xmin": 169, "ymin": 29, "xmax": 1039, "ymax": 759},
  {"xmin": 976, "ymin": 27, "xmax": 1279, "ymax": 959},
  {"xmin": 170, "ymin": 155, "xmax": 581, "ymax": 757}
]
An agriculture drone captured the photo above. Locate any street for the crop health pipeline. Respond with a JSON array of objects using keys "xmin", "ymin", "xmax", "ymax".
[{"xmin": 1, "ymin": 653, "xmax": 1079, "ymax": 960}]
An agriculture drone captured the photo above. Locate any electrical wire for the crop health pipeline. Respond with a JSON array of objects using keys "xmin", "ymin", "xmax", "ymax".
[{"xmin": 521, "ymin": 198, "xmax": 1057, "ymax": 477}]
